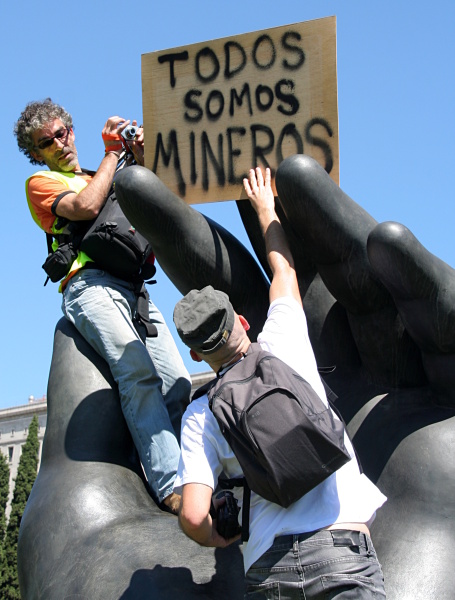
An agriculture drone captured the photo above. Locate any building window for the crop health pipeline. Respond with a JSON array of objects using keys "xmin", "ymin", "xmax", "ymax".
[
  {"xmin": 11, "ymin": 429, "xmax": 14, "ymax": 438},
  {"xmin": 8, "ymin": 447, "xmax": 13, "ymax": 462}
]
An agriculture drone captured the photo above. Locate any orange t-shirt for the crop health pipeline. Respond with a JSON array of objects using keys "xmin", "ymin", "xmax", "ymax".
[{"xmin": 27, "ymin": 172, "xmax": 92, "ymax": 232}]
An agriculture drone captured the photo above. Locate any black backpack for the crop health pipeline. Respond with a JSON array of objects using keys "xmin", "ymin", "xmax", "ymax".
[
  {"xmin": 193, "ymin": 343, "xmax": 351, "ymax": 540},
  {"xmin": 79, "ymin": 190, "xmax": 156, "ymax": 282}
]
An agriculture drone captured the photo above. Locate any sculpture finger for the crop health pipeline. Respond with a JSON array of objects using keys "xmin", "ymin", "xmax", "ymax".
[
  {"xmin": 275, "ymin": 154, "xmax": 423, "ymax": 387},
  {"xmin": 236, "ymin": 197, "xmax": 360, "ymax": 370},
  {"xmin": 114, "ymin": 166, "xmax": 270, "ymax": 342},
  {"xmin": 368, "ymin": 221, "xmax": 455, "ymax": 403}
]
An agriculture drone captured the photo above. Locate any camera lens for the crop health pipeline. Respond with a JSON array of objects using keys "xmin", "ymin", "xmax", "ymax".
[{"xmin": 121, "ymin": 125, "xmax": 137, "ymax": 141}]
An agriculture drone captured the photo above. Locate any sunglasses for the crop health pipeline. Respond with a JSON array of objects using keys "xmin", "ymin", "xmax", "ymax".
[{"xmin": 35, "ymin": 127, "xmax": 70, "ymax": 150}]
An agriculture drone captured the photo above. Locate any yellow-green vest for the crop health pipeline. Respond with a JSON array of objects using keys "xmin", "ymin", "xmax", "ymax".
[{"xmin": 26, "ymin": 170, "xmax": 93, "ymax": 290}]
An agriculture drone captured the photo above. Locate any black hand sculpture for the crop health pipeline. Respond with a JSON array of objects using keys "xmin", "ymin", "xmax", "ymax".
[
  {"xmin": 18, "ymin": 154, "xmax": 455, "ymax": 600},
  {"xmin": 271, "ymin": 156, "xmax": 455, "ymax": 599},
  {"xmin": 114, "ymin": 157, "xmax": 455, "ymax": 600}
]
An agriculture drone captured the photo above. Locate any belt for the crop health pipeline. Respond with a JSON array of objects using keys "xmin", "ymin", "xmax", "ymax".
[{"xmin": 274, "ymin": 528, "xmax": 370, "ymax": 549}]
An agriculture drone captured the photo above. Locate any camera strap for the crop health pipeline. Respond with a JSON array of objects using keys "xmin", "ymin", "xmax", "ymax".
[
  {"xmin": 133, "ymin": 282, "xmax": 158, "ymax": 341},
  {"xmin": 46, "ymin": 233, "xmax": 53, "ymax": 254},
  {"xmin": 43, "ymin": 233, "xmax": 54, "ymax": 286}
]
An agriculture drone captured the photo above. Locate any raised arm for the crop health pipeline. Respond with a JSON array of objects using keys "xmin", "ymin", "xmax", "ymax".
[
  {"xmin": 56, "ymin": 117, "xmax": 141, "ymax": 221},
  {"xmin": 243, "ymin": 167, "xmax": 302, "ymax": 306}
]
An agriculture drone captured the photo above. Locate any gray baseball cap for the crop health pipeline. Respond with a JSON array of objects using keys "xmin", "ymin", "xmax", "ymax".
[{"xmin": 173, "ymin": 286, "xmax": 235, "ymax": 354}]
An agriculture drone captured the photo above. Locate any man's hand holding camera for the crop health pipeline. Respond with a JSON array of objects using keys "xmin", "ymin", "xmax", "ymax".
[
  {"xmin": 101, "ymin": 116, "xmax": 144, "ymax": 165},
  {"xmin": 123, "ymin": 120, "xmax": 144, "ymax": 166},
  {"xmin": 179, "ymin": 483, "xmax": 241, "ymax": 548},
  {"xmin": 208, "ymin": 492, "xmax": 241, "ymax": 547},
  {"xmin": 214, "ymin": 491, "xmax": 242, "ymax": 540}
]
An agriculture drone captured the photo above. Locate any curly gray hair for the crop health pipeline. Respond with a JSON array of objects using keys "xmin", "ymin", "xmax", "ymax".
[{"xmin": 14, "ymin": 98, "xmax": 73, "ymax": 165}]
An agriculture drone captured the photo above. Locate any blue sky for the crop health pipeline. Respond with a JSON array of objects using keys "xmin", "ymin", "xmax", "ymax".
[{"xmin": 1, "ymin": 0, "xmax": 454, "ymax": 409}]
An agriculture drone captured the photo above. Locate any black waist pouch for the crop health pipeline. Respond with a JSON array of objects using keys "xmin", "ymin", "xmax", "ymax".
[{"xmin": 42, "ymin": 241, "xmax": 78, "ymax": 283}]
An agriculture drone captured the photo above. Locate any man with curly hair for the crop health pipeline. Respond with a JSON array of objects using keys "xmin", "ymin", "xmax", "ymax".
[{"xmin": 14, "ymin": 98, "xmax": 190, "ymax": 514}]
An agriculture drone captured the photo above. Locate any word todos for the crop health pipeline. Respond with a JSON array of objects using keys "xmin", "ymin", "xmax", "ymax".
[{"xmin": 147, "ymin": 25, "xmax": 337, "ymax": 200}]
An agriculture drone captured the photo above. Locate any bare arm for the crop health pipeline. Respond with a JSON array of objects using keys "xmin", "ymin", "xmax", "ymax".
[
  {"xmin": 179, "ymin": 483, "xmax": 239, "ymax": 548},
  {"xmin": 56, "ymin": 117, "xmax": 138, "ymax": 221},
  {"xmin": 243, "ymin": 167, "xmax": 302, "ymax": 306}
]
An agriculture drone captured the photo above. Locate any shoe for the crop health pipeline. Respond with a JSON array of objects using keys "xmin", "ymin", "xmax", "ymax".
[{"xmin": 160, "ymin": 492, "xmax": 181, "ymax": 515}]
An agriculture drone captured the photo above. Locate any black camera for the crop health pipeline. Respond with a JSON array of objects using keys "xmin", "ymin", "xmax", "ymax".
[
  {"xmin": 215, "ymin": 491, "xmax": 241, "ymax": 539},
  {"xmin": 120, "ymin": 125, "xmax": 138, "ymax": 141}
]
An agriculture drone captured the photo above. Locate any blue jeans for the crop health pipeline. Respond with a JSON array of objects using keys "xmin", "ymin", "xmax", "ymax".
[
  {"xmin": 62, "ymin": 268, "xmax": 191, "ymax": 503},
  {"xmin": 245, "ymin": 530, "xmax": 386, "ymax": 599}
]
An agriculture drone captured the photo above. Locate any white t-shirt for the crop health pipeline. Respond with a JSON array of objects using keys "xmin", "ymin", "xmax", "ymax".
[{"xmin": 175, "ymin": 296, "xmax": 387, "ymax": 572}]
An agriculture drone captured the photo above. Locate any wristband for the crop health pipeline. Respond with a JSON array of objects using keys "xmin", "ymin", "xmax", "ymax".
[
  {"xmin": 102, "ymin": 132, "xmax": 122, "ymax": 142},
  {"xmin": 105, "ymin": 143, "xmax": 123, "ymax": 153}
]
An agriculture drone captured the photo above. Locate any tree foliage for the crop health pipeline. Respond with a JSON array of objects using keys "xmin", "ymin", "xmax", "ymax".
[
  {"xmin": 0, "ymin": 452, "xmax": 10, "ymax": 591},
  {"xmin": 1, "ymin": 416, "xmax": 39, "ymax": 600}
]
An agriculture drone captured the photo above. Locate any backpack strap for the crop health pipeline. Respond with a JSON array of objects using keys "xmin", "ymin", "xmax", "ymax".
[
  {"xmin": 326, "ymin": 392, "xmax": 363, "ymax": 474},
  {"xmin": 241, "ymin": 480, "xmax": 250, "ymax": 542},
  {"xmin": 191, "ymin": 378, "xmax": 216, "ymax": 402},
  {"xmin": 316, "ymin": 368, "xmax": 364, "ymax": 475}
]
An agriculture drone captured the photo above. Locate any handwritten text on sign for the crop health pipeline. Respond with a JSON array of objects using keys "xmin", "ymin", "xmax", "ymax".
[{"xmin": 142, "ymin": 17, "xmax": 338, "ymax": 204}]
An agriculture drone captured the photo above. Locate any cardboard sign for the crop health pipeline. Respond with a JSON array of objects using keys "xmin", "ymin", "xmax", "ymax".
[{"xmin": 142, "ymin": 16, "xmax": 338, "ymax": 204}]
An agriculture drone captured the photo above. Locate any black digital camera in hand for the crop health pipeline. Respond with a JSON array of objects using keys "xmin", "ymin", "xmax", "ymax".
[{"xmin": 215, "ymin": 491, "xmax": 241, "ymax": 539}]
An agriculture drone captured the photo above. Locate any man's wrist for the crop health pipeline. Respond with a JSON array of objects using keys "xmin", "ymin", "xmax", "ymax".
[
  {"xmin": 255, "ymin": 203, "xmax": 276, "ymax": 216},
  {"xmin": 257, "ymin": 208, "xmax": 279, "ymax": 229},
  {"xmin": 104, "ymin": 149, "xmax": 121, "ymax": 159}
]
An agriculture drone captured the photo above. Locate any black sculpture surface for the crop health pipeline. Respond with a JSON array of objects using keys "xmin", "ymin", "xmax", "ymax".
[
  {"xmin": 18, "ymin": 154, "xmax": 455, "ymax": 599},
  {"xmin": 18, "ymin": 318, "xmax": 244, "ymax": 599}
]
